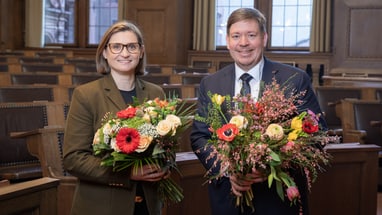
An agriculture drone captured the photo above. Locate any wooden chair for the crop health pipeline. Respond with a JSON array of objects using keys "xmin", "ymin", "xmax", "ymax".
[
  {"xmin": 11, "ymin": 127, "xmax": 77, "ymax": 215},
  {"xmin": 74, "ymin": 64, "xmax": 97, "ymax": 73},
  {"xmin": 162, "ymin": 84, "xmax": 182, "ymax": 98},
  {"xmin": 315, "ymin": 86, "xmax": 362, "ymax": 137},
  {"xmin": 140, "ymin": 74, "xmax": 171, "ymax": 85},
  {"xmin": 0, "ymin": 85, "xmax": 71, "ymax": 103},
  {"xmin": 0, "ymin": 102, "xmax": 68, "ymax": 182},
  {"xmin": 11, "ymin": 73, "xmax": 59, "ymax": 85},
  {"xmin": 192, "ymin": 60, "xmax": 212, "ymax": 68},
  {"xmin": 19, "ymin": 57, "xmax": 55, "ymax": 64},
  {"xmin": 173, "ymin": 66, "xmax": 209, "ymax": 74},
  {"xmin": 22, "ymin": 63, "xmax": 63, "ymax": 73},
  {"xmin": 71, "ymin": 73, "xmax": 103, "ymax": 85},
  {"xmin": 145, "ymin": 64, "xmax": 162, "ymax": 74},
  {"xmin": 181, "ymin": 73, "xmax": 209, "ymax": 85},
  {"xmin": 376, "ymin": 89, "xmax": 382, "ymax": 100}
]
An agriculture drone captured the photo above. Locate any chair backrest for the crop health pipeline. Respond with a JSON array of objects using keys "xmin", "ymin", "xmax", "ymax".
[
  {"xmin": 353, "ymin": 102, "xmax": 382, "ymax": 146},
  {"xmin": 315, "ymin": 87, "xmax": 362, "ymax": 129},
  {"xmin": 0, "ymin": 102, "xmax": 68, "ymax": 180},
  {"xmin": 376, "ymin": 89, "xmax": 382, "ymax": 101},
  {"xmin": 0, "ymin": 87, "xmax": 54, "ymax": 102},
  {"xmin": 71, "ymin": 73, "xmax": 103, "ymax": 85},
  {"xmin": 22, "ymin": 64, "xmax": 63, "ymax": 73},
  {"xmin": 0, "ymin": 103, "xmax": 48, "ymax": 166},
  {"xmin": 140, "ymin": 74, "xmax": 170, "ymax": 85},
  {"xmin": 11, "ymin": 73, "xmax": 59, "ymax": 85}
]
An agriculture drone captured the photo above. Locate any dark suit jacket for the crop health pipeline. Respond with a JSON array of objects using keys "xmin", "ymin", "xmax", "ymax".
[
  {"xmin": 190, "ymin": 57, "xmax": 325, "ymax": 215},
  {"xmin": 63, "ymin": 74, "xmax": 165, "ymax": 215}
]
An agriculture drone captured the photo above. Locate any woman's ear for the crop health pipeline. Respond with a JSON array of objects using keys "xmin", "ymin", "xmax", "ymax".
[
  {"xmin": 140, "ymin": 45, "xmax": 145, "ymax": 59},
  {"xmin": 103, "ymin": 49, "xmax": 107, "ymax": 59}
]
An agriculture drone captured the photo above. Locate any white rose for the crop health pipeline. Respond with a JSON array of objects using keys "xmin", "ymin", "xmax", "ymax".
[
  {"xmin": 156, "ymin": 120, "xmax": 173, "ymax": 136},
  {"xmin": 229, "ymin": 115, "xmax": 248, "ymax": 129},
  {"xmin": 165, "ymin": 114, "xmax": 182, "ymax": 129}
]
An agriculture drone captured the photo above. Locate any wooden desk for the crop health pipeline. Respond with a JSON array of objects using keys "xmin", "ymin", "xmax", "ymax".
[
  {"xmin": 171, "ymin": 144, "xmax": 380, "ymax": 215},
  {"xmin": 0, "ymin": 177, "xmax": 59, "ymax": 215},
  {"xmin": 309, "ymin": 143, "xmax": 380, "ymax": 215}
]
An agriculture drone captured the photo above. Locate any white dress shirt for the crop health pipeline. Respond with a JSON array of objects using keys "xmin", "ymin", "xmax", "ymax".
[{"xmin": 234, "ymin": 58, "xmax": 264, "ymax": 101}]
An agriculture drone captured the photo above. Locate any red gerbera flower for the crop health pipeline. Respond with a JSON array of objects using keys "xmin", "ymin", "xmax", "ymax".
[
  {"xmin": 117, "ymin": 107, "xmax": 137, "ymax": 119},
  {"xmin": 216, "ymin": 123, "xmax": 239, "ymax": 142},
  {"xmin": 302, "ymin": 121, "xmax": 319, "ymax": 134},
  {"xmin": 116, "ymin": 128, "xmax": 140, "ymax": 154}
]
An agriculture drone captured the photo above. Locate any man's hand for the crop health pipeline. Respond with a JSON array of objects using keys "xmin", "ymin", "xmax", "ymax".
[{"xmin": 229, "ymin": 168, "xmax": 267, "ymax": 196}]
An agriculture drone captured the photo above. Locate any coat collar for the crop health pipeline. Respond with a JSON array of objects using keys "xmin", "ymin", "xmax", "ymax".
[{"xmin": 101, "ymin": 74, "xmax": 149, "ymax": 110}]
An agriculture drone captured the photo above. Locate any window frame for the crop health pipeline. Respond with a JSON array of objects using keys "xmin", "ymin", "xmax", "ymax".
[
  {"xmin": 215, "ymin": 0, "xmax": 311, "ymax": 52},
  {"xmin": 43, "ymin": 0, "xmax": 98, "ymax": 48}
]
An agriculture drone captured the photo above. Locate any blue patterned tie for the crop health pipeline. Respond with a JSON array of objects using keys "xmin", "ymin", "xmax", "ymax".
[{"xmin": 240, "ymin": 73, "xmax": 253, "ymax": 96}]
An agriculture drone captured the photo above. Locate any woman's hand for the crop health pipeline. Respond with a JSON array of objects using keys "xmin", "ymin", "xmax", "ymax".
[
  {"xmin": 229, "ymin": 168, "xmax": 267, "ymax": 196},
  {"xmin": 130, "ymin": 164, "xmax": 171, "ymax": 182}
]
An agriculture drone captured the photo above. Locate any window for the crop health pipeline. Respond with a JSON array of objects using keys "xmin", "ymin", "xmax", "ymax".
[
  {"xmin": 88, "ymin": 0, "xmax": 118, "ymax": 45},
  {"xmin": 214, "ymin": 0, "xmax": 313, "ymax": 49},
  {"xmin": 271, "ymin": 0, "xmax": 313, "ymax": 48},
  {"xmin": 43, "ymin": 0, "xmax": 118, "ymax": 47},
  {"xmin": 44, "ymin": 0, "xmax": 75, "ymax": 44},
  {"xmin": 215, "ymin": 0, "xmax": 254, "ymax": 46}
]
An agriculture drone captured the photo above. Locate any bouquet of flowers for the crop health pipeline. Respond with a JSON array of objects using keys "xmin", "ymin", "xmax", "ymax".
[
  {"xmin": 93, "ymin": 97, "xmax": 194, "ymax": 204},
  {"xmin": 195, "ymin": 78, "xmax": 337, "ymax": 211}
]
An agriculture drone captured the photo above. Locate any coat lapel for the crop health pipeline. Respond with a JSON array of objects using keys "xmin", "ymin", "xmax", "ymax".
[{"xmin": 102, "ymin": 74, "xmax": 127, "ymax": 110}]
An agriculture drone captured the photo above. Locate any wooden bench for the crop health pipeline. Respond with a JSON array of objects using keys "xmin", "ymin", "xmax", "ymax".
[{"xmin": 0, "ymin": 102, "xmax": 68, "ymax": 182}]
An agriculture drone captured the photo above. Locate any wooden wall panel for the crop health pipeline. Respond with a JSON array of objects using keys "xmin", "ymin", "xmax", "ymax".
[
  {"xmin": 126, "ymin": 0, "xmax": 193, "ymax": 65},
  {"xmin": 348, "ymin": 8, "xmax": 382, "ymax": 58},
  {"xmin": 332, "ymin": 0, "xmax": 382, "ymax": 70}
]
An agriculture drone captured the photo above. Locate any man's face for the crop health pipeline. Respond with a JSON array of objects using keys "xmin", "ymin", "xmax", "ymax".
[{"xmin": 226, "ymin": 19, "xmax": 268, "ymax": 71}]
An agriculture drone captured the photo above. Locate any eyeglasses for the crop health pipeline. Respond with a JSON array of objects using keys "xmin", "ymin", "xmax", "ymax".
[{"xmin": 107, "ymin": 43, "xmax": 141, "ymax": 54}]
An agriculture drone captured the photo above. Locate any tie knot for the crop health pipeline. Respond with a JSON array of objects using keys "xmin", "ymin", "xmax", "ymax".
[{"xmin": 240, "ymin": 73, "xmax": 253, "ymax": 83}]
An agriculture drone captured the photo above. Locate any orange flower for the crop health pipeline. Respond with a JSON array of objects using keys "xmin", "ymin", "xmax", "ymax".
[{"xmin": 216, "ymin": 123, "xmax": 239, "ymax": 142}]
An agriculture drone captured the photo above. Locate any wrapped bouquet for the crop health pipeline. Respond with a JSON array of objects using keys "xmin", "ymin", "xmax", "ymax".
[
  {"xmin": 195, "ymin": 78, "xmax": 337, "ymax": 211},
  {"xmin": 93, "ymin": 97, "xmax": 194, "ymax": 204}
]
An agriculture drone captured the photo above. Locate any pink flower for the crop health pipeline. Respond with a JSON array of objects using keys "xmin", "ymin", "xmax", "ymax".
[
  {"xmin": 282, "ymin": 141, "xmax": 295, "ymax": 152},
  {"xmin": 286, "ymin": 186, "xmax": 300, "ymax": 202}
]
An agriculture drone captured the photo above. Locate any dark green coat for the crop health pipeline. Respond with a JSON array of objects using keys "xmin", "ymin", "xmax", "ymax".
[{"xmin": 63, "ymin": 74, "xmax": 165, "ymax": 215}]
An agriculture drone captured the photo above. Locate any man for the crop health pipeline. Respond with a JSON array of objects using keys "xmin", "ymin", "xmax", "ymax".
[{"xmin": 190, "ymin": 8, "xmax": 325, "ymax": 215}]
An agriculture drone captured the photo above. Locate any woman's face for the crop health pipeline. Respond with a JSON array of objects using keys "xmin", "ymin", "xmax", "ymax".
[
  {"xmin": 103, "ymin": 31, "xmax": 144, "ymax": 75},
  {"xmin": 226, "ymin": 19, "xmax": 268, "ymax": 71}
]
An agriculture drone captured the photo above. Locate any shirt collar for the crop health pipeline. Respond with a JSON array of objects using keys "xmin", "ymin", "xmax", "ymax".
[{"xmin": 235, "ymin": 57, "xmax": 264, "ymax": 82}]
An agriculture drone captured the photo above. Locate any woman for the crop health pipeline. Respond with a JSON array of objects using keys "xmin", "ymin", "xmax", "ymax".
[{"xmin": 63, "ymin": 20, "xmax": 169, "ymax": 215}]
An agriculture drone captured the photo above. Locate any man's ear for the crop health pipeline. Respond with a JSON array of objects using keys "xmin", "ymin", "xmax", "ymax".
[{"xmin": 263, "ymin": 32, "xmax": 268, "ymax": 48}]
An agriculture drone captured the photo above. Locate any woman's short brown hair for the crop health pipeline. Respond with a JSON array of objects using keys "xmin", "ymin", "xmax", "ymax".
[{"xmin": 96, "ymin": 20, "xmax": 146, "ymax": 75}]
